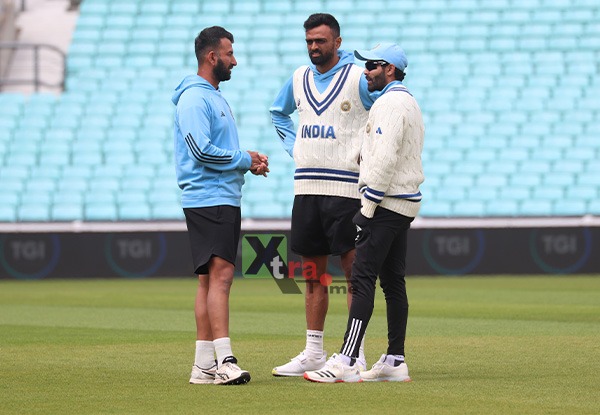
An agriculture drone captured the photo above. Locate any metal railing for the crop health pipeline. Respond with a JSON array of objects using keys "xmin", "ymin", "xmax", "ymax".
[{"xmin": 0, "ymin": 41, "xmax": 66, "ymax": 92}]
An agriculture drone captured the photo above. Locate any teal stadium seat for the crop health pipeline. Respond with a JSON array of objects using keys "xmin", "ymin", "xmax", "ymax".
[
  {"xmin": 485, "ymin": 199, "xmax": 518, "ymax": 216},
  {"xmin": 5, "ymin": 151, "xmax": 37, "ymax": 168},
  {"xmin": 18, "ymin": 204, "xmax": 50, "ymax": 221},
  {"xmin": 21, "ymin": 190, "xmax": 52, "ymax": 207},
  {"xmin": 542, "ymin": 173, "xmax": 575, "ymax": 187},
  {"xmin": 468, "ymin": 186, "xmax": 498, "ymax": 203},
  {"xmin": 85, "ymin": 203, "xmax": 118, "ymax": 221},
  {"xmin": 588, "ymin": 200, "xmax": 600, "ymax": 215},
  {"xmin": 202, "ymin": 1, "xmax": 230, "ymax": 14},
  {"xmin": 520, "ymin": 200, "xmax": 553, "ymax": 216},
  {"xmin": 457, "ymin": 161, "xmax": 485, "ymax": 176},
  {"xmin": 553, "ymin": 200, "xmax": 587, "ymax": 216},
  {"xmin": 170, "ymin": 2, "xmax": 200, "ymax": 14},
  {"xmin": 118, "ymin": 203, "xmax": 152, "ymax": 221},
  {"xmin": 106, "ymin": 15, "xmax": 136, "ymax": 30},
  {"xmin": 486, "ymin": 160, "xmax": 518, "ymax": 175},
  {"xmin": 109, "ymin": 3, "xmax": 138, "ymax": 15},
  {"xmin": 51, "ymin": 204, "xmax": 83, "ymax": 221},
  {"xmin": 0, "ymin": 205, "xmax": 17, "ymax": 222},
  {"xmin": 53, "ymin": 190, "xmax": 84, "ymax": 205},
  {"xmin": 117, "ymin": 191, "xmax": 147, "ymax": 206},
  {"xmin": 2, "ymin": 191, "xmax": 20, "ymax": 208},
  {"xmin": 233, "ymin": 1, "xmax": 261, "ymax": 14},
  {"xmin": 453, "ymin": 200, "xmax": 486, "ymax": 217},
  {"xmin": 78, "ymin": 1, "xmax": 108, "ymax": 15},
  {"xmin": 152, "ymin": 202, "xmax": 184, "ymax": 220},
  {"xmin": 102, "ymin": 29, "xmax": 129, "ymax": 43},
  {"xmin": 419, "ymin": 201, "xmax": 452, "ymax": 217}
]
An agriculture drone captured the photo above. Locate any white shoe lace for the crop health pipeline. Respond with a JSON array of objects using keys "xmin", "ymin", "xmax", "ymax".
[
  {"xmin": 221, "ymin": 362, "xmax": 242, "ymax": 373},
  {"xmin": 370, "ymin": 361, "xmax": 386, "ymax": 374},
  {"xmin": 324, "ymin": 354, "xmax": 346, "ymax": 370}
]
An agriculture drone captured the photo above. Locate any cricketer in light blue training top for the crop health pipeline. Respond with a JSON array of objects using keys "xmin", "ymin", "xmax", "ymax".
[{"xmin": 172, "ymin": 74, "xmax": 252, "ymax": 208}]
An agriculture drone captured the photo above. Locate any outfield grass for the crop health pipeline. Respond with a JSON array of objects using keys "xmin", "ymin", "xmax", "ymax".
[{"xmin": 1, "ymin": 276, "xmax": 599, "ymax": 414}]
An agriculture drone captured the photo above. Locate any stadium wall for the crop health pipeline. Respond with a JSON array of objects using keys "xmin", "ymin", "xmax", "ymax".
[
  {"xmin": 1, "ymin": 218, "xmax": 599, "ymax": 281},
  {"xmin": 0, "ymin": 0, "xmax": 18, "ymax": 77}
]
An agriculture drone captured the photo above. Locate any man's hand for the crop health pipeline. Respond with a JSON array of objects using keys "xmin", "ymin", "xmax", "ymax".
[{"xmin": 247, "ymin": 151, "xmax": 269, "ymax": 177}]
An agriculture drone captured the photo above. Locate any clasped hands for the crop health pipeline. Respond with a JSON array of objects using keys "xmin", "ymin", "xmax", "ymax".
[{"xmin": 247, "ymin": 151, "xmax": 269, "ymax": 177}]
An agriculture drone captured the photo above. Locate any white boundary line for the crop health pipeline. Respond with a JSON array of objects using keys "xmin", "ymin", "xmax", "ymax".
[{"xmin": 0, "ymin": 215, "xmax": 599, "ymax": 233}]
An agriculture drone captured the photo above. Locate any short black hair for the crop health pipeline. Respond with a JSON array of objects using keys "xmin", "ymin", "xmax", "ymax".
[
  {"xmin": 394, "ymin": 68, "xmax": 406, "ymax": 82},
  {"xmin": 194, "ymin": 26, "xmax": 234, "ymax": 63},
  {"xmin": 303, "ymin": 13, "xmax": 340, "ymax": 38}
]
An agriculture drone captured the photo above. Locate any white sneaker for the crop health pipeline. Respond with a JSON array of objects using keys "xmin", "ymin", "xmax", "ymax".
[
  {"xmin": 272, "ymin": 350, "xmax": 326, "ymax": 376},
  {"xmin": 360, "ymin": 354, "xmax": 411, "ymax": 382},
  {"xmin": 356, "ymin": 357, "xmax": 367, "ymax": 372},
  {"xmin": 189, "ymin": 362, "xmax": 216, "ymax": 384},
  {"xmin": 214, "ymin": 357, "xmax": 251, "ymax": 385},
  {"xmin": 357, "ymin": 352, "xmax": 367, "ymax": 371},
  {"xmin": 303, "ymin": 353, "xmax": 362, "ymax": 383}
]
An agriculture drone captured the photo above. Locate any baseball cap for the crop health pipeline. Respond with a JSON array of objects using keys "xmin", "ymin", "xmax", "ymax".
[{"xmin": 354, "ymin": 43, "xmax": 408, "ymax": 71}]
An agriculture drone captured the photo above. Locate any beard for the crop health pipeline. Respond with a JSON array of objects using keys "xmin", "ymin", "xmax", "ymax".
[
  {"xmin": 214, "ymin": 58, "xmax": 232, "ymax": 82},
  {"xmin": 367, "ymin": 72, "xmax": 386, "ymax": 92},
  {"xmin": 309, "ymin": 49, "xmax": 335, "ymax": 66}
]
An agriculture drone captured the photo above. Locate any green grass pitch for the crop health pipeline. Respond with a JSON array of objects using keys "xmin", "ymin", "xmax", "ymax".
[{"xmin": 1, "ymin": 276, "xmax": 599, "ymax": 414}]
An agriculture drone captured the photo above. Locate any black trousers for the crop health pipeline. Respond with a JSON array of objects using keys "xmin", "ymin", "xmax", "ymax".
[{"xmin": 340, "ymin": 207, "xmax": 413, "ymax": 358}]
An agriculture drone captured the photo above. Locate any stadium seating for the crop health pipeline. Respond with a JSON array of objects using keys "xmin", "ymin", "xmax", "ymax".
[{"xmin": 0, "ymin": 0, "xmax": 599, "ymax": 221}]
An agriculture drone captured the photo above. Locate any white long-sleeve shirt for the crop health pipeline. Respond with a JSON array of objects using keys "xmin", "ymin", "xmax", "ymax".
[{"xmin": 359, "ymin": 81, "xmax": 425, "ymax": 218}]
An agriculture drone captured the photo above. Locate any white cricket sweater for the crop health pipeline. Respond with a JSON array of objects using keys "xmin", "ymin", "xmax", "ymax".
[
  {"xmin": 359, "ymin": 83, "xmax": 425, "ymax": 218},
  {"xmin": 292, "ymin": 64, "xmax": 368, "ymax": 199}
]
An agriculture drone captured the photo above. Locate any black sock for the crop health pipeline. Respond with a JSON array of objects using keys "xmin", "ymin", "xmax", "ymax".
[{"xmin": 222, "ymin": 355, "xmax": 237, "ymax": 365}]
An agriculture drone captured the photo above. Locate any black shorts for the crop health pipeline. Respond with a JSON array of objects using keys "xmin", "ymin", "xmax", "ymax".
[
  {"xmin": 291, "ymin": 195, "xmax": 360, "ymax": 256},
  {"xmin": 183, "ymin": 206, "xmax": 241, "ymax": 275}
]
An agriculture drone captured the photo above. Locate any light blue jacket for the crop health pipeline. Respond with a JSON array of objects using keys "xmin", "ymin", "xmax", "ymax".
[{"xmin": 172, "ymin": 75, "xmax": 251, "ymax": 208}]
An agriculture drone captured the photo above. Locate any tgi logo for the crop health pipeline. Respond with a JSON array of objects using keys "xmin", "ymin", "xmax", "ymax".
[
  {"xmin": 423, "ymin": 230, "xmax": 485, "ymax": 275},
  {"xmin": 105, "ymin": 233, "xmax": 167, "ymax": 278},
  {"xmin": 434, "ymin": 235, "xmax": 470, "ymax": 256},
  {"xmin": 0, "ymin": 235, "xmax": 61, "ymax": 280},
  {"xmin": 11, "ymin": 240, "xmax": 46, "ymax": 260},
  {"xmin": 242, "ymin": 234, "xmax": 301, "ymax": 294},
  {"xmin": 529, "ymin": 229, "xmax": 592, "ymax": 274},
  {"xmin": 116, "ymin": 239, "xmax": 152, "ymax": 259},
  {"xmin": 540, "ymin": 234, "xmax": 578, "ymax": 255}
]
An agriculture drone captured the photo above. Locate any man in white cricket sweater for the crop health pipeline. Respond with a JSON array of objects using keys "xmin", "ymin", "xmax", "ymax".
[
  {"xmin": 305, "ymin": 43, "xmax": 425, "ymax": 383},
  {"xmin": 270, "ymin": 13, "xmax": 379, "ymax": 376}
]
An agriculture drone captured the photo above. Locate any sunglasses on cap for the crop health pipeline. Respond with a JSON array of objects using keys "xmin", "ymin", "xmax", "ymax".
[{"xmin": 365, "ymin": 60, "xmax": 389, "ymax": 71}]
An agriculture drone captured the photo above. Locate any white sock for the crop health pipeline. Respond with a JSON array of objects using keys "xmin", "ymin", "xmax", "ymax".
[
  {"xmin": 359, "ymin": 337, "xmax": 366, "ymax": 362},
  {"xmin": 194, "ymin": 340, "xmax": 215, "ymax": 369},
  {"xmin": 305, "ymin": 330, "xmax": 324, "ymax": 357},
  {"xmin": 384, "ymin": 354, "xmax": 405, "ymax": 366},
  {"xmin": 338, "ymin": 353, "xmax": 353, "ymax": 366},
  {"xmin": 213, "ymin": 337, "xmax": 233, "ymax": 366}
]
